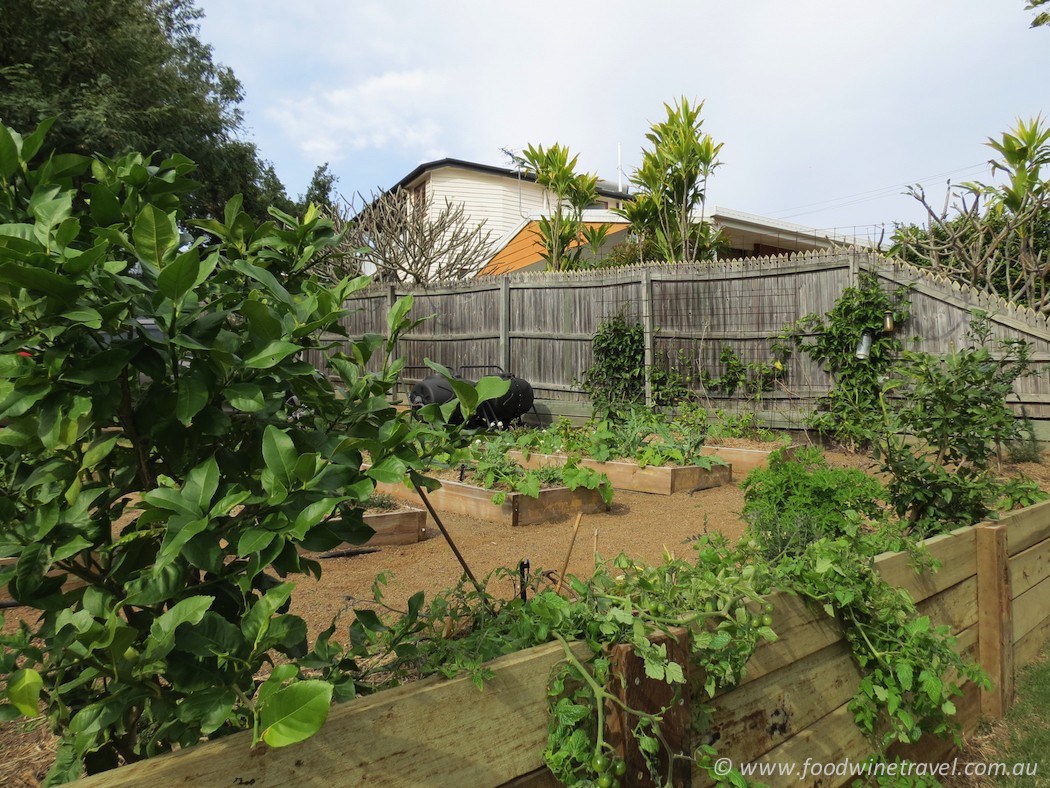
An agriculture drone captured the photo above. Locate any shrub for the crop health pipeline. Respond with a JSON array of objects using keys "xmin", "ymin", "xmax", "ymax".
[{"xmin": 0, "ymin": 120, "xmax": 503, "ymax": 781}]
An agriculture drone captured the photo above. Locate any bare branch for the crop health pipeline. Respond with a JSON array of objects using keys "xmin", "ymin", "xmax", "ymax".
[{"xmin": 316, "ymin": 190, "xmax": 496, "ymax": 285}]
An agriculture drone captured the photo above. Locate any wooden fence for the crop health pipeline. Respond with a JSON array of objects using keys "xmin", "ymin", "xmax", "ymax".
[
  {"xmin": 72, "ymin": 501, "xmax": 1050, "ymax": 788},
  {"xmin": 311, "ymin": 251, "xmax": 1050, "ymax": 438}
]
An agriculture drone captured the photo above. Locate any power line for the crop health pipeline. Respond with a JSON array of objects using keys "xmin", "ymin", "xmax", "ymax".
[{"xmin": 764, "ymin": 162, "xmax": 990, "ymax": 220}]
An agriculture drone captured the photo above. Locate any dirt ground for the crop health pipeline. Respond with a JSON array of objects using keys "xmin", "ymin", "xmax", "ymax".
[
  {"xmin": 291, "ymin": 476, "xmax": 751, "ymax": 640},
  {"xmin": 3, "ymin": 447, "xmax": 1049, "ymax": 786}
]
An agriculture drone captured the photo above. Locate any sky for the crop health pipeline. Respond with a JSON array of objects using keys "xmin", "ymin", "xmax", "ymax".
[{"xmin": 196, "ymin": 1, "xmax": 1049, "ymax": 245}]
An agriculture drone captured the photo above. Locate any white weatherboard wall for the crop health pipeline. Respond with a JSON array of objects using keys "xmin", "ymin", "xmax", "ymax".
[{"xmin": 427, "ymin": 167, "xmax": 548, "ymax": 248}]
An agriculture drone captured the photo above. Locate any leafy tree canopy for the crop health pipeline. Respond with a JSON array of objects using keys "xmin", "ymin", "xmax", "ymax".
[{"xmin": 0, "ymin": 0, "xmax": 295, "ymax": 219}]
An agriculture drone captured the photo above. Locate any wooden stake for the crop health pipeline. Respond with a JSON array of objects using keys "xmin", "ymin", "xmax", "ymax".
[
  {"xmin": 413, "ymin": 483, "xmax": 487, "ymax": 600},
  {"xmin": 555, "ymin": 513, "xmax": 583, "ymax": 595},
  {"xmin": 593, "ymin": 528, "xmax": 599, "ymax": 567}
]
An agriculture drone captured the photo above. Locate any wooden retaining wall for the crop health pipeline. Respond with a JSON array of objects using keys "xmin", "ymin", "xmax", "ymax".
[
  {"xmin": 318, "ymin": 251, "xmax": 1050, "ymax": 437},
  {"xmin": 70, "ymin": 500, "xmax": 1050, "ymax": 788}
]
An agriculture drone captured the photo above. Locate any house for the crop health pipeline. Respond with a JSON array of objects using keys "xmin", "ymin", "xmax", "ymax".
[{"xmin": 386, "ymin": 158, "xmax": 871, "ymax": 278}]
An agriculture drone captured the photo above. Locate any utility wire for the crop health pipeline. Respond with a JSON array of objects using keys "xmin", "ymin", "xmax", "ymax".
[{"xmin": 764, "ymin": 162, "xmax": 989, "ymax": 220}]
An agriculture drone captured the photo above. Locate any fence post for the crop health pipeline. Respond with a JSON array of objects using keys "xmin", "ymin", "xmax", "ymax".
[
  {"xmin": 976, "ymin": 522, "xmax": 1014, "ymax": 717},
  {"xmin": 641, "ymin": 269, "xmax": 654, "ymax": 407},
  {"xmin": 500, "ymin": 278, "xmax": 511, "ymax": 374}
]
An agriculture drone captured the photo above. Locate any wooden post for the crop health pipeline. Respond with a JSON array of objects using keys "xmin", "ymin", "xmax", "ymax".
[
  {"xmin": 641, "ymin": 269, "xmax": 654, "ymax": 408},
  {"xmin": 500, "ymin": 278, "xmax": 511, "ymax": 373},
  {"xmin": 977, "ymin": 523, "xmax": 1014, "ymax": 717},
  {"xmin": 605, "ymin": 628, "xmax": 691, "ymax": 788}
]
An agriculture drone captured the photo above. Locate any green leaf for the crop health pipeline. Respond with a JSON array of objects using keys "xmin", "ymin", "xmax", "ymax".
[
  {"xmin": 0, "ymin": 125, "xmax": 19, "ymax": 179},
  {"xmin": 133, "ymin": 204, "xmax": 177, "ymax": 269},
  {"xmin": 242, "ymin": 582, "xmax": 295, "ymax": 648},
  {"xmin": 157, "ymin": 247, "xmax": 203, "ymax": 301},
  {"xmin": 224, "ymin": 383, "xmax": 265, "ymax": 412},
  {"xmin": 175, "ymin": 368, "xmax": 210, "ymax": 426},
  {"xmin": 244, "ymin": 340, "xmax": 300, "ymax": 369},
  {"xmin": 386, "ymin": 295, "xmax": 413, "ymax": 338},
  {"xmin": 176, "ymin": 687, "xmax": 237, "ymax": 735},
  {"xmin": 366, "ymin": 456, "xmax": 407, "ymax": 485},
  {"xmin": 259, "ymin": 680, "xmax": 333, "ymax": 748},
  {"xmin": 182, "ymin": 457, "xmax": 220, "ymax": 513},
  {"xmin": 0, "ymin": 262, "xmax": 78, "ymax": 303},
  {"xmin": 896, "ymin": 662, "xmax": 914, "ymax": 692},
  {"xmin": 6, "ymin": 669, "xmax": 42, "ymax": 716},
  {"xmin": 237, "ymin": 528, "xmax": 277, "ymax": 556},
  {"xmin": 263, "ymin": 426, "xmax": 298, "ymax": 485},
  {"xmin": 61, "ymin": 308, "xmax": 103, "ymax": 329},
  {"xmin": 176, "ymin": 613, "xmax": 242, "ymax": 659},
  {"xmin": 20, "ymin": 117, "xmax": 57, "ymax": 162},
  {"xmin": 241, "ymin": 299, "xmax": 284, "ymax": 342},
  {"xmin": 474, "ymin": 375, "xmax": 511, "ymax": 405},
  {"xmin": 143, "ymin": 596, "xmax": 214, "ymax": 662},
  {"xmin": 232, "ymin": 259, "xmax": 292, "ymax": 305},
  {"xmin": 80, "ymin": 434, "xmax": 118, "ymax": 471},
  {"xmin": 292, "ymin": 498, "xmax": 340, "ymax": 536}
]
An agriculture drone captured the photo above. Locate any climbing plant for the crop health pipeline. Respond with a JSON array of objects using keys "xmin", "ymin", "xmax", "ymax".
[{"xmin": 795, "ymin": 272, "xmax": 911, "ymax": 451}]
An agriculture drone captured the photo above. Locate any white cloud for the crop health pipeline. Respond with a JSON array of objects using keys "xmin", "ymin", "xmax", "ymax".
[{"xmin": 266, "ymin": 70, "xmax": 449, "ymax": 162}]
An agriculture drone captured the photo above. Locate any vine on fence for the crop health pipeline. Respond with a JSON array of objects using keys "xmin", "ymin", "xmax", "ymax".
[
  {"xmin": 580, "ymin": 309, "xmax": 688, "ymax": 417},
  {"xmin": 794, "ymin": 271, "xmax": 911, "ymax": 451}
]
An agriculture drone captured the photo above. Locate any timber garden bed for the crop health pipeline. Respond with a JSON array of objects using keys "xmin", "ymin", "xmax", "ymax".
[
  {"xmin": 373, "ymin": 476, "xmax": 610, "ymax": 526},
  {"xmin": 66, "ymin": 500, "xmax": 1050, "ymax": 788},
  {"xmin": 507, "ymin": 449, "xmax": 732, "ymax": 495},
  {"xmin": 361, "ymin": 505, "xmax": 428, "ymax": 545}
]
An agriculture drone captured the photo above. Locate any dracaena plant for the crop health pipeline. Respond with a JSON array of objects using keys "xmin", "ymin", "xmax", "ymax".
[{"xmin": 0, "ymin": 119, "xmax": 506, "ymax": 783}]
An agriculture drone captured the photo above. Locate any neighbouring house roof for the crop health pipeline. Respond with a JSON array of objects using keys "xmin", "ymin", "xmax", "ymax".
[
  {"xmin": 477, "ymin": 205, "xmax": 874, "ymax": 276},
  {"xmin": 391, "ymin": 157, "xmax": 631, "ymax": 202},
  {"xmin": 479, "ymin": 218, "xmax": 630, "ymax": 276}
]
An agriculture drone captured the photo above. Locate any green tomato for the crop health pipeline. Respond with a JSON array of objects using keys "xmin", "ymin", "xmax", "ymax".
[
  {"xmin": 597, "ymin": 775, "xmax": 614, "ymax": 788},
  {"xmin": 761, "ymin": 614, "xmax": 774, "ymax": 627},
  {"xmin": 613, "ymin": 759, "xmax": 627, "ymax": 777},
  {"xmin": 592, "ymin": 753, "xmax": 611, "ymax": 774}
]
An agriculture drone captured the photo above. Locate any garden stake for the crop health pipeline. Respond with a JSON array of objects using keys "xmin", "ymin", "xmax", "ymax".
[
  {"xmin": 555, "ymin": 513, "xmax": 583, "ymax": 595},
  {"xmin": 519, "ymin": 558, "xmax": 530, "ymax": 601},
  {"xmin": 413, "ymin": 483, "xmax": 489, "ymax": 602}
]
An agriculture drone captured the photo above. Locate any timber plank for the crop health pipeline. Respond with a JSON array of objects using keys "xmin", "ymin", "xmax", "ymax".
[
  {"xmin": 874, "ymin": 526, "xmax": 977, "ymax": 605},
  {"xmin": 978, "ymin": 524, "xmax": 1014, "ymax": 718},
  {"xmin": 73, "ymin": 640, "xmax": 592, "ymax": 788},
  {"xmin": 700, "ymin": 444, "xmax": 794, "ymax": 476},
  {"xmin": 1014, "ymin": 606, "xmax": 1050, "ymax": 667},
  {"xmin": 362, "ymin": 508, "xmax": 426, "ymax": 546},
  {"xmin": 1008, "ymin": 533, "xmax": 1050, "ymax": 597},
  {"xmin": 914, "ymin": 576, "xmax": 978, "ymax": 635},
  {"xmin": 1003, "ymin": 499, "xmax": 1050, "ymax": 556},
  {"xmin": 1012, "ymin": 574, "xmax": 1050, "ymax": 645},
  {"xmin": 700, "ymin": 640, "xmax": 862, "ymax": 768},
  {"xmin": 735, "ymin": 591, "xmax": 843, "ymax": 687}
]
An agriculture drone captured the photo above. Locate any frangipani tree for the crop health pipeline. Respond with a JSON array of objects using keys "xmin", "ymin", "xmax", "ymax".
[{"xmin": 891, "ymin": 116, "xmax": 1050, "ymax": 311}]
